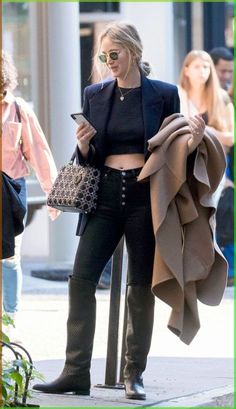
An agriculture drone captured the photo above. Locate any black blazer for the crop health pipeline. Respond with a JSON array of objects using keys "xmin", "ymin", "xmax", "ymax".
[{"xmin": 76, "ymin": 75, "xmax": 180, "ymax": 235}]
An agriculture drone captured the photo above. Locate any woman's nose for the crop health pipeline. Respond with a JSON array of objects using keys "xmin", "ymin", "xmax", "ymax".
[{"xmin": 107, "ymin": 55, "xmax": 114, "ymax": 65}]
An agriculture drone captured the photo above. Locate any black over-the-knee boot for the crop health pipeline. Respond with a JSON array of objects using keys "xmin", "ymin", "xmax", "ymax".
[
  {"xmin": 33, "ymin": 276, "xmax": 96, "ymax": 395},
  {"xmin": 124, "ymin": 284, "xmax": 155, "ymax": 400}
]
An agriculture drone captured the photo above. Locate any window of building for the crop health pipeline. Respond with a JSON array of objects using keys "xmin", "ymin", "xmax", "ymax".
[
  {"xmin": 80, "ymin": 2, "xmax": 119, "ymax": 13},
  {"xmin": 173, "ymin": 2, "xmax": 192, "ymax": 82},
  {"xmin": 3, "ymin": 2, "xmax": 32, "ymax": 102},
  {"xmin": 80, "ymin": 23, "xmax": 94, "ymax": 99}
]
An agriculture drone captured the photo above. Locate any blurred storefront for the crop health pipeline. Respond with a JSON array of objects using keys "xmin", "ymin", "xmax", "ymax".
[{"xmin": 2, "ymin": 1, "xmax": 234, "ymax": 264}]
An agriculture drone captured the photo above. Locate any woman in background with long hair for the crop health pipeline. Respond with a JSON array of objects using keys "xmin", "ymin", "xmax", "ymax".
[{"xmin": 178, "ymin": 50, "xmax": 233, "ymax": 152}]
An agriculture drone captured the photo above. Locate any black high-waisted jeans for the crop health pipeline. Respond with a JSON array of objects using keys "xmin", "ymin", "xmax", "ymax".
[{"xmin": 73, "ymin": 166, "xmax": 155, "ymax": 285}]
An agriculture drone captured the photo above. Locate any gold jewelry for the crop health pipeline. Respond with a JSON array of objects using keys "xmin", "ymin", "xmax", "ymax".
[{"xmin": 118, "ymin": 87, "xmax": 135, "ymax": 101}]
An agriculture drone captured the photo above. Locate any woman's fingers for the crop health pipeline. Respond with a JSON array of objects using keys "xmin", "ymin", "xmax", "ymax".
[
  {"xmin": 190, "ymin": 115, "xmax": 205, "ymax": 127},
  {"xmin": 76, "ymin": 123, "xmax": 96, "ymax": 144},
  {"xmin": 187, "ymin": 115, "xmax": 206, "ymax": 153},
  {"xmin": 189, "ymin": 115, "xmax": 205, "ymax": 135}
]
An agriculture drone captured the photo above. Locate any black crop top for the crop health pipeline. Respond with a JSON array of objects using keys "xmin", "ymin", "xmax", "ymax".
[{"xmin": 105, "ymin": 86, "xmax": 144, "ymax": 155}]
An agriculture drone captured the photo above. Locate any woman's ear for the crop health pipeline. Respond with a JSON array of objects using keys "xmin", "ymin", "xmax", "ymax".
[{"xmin": 128, "ymin": 50, "xmax": 136, "ymax": 63}]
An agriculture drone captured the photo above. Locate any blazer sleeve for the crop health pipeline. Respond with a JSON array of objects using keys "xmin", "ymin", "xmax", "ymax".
[
  {"xmin": 170, "ymin": 86, "xmax": 180, "ymax": 115},
  {"xmin": 75, "ymin": 87, "xmax": 96, "ymax": 166}
]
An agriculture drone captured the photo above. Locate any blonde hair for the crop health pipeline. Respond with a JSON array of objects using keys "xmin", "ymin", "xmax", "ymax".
[
  {"xmin": 1, "ymin": 50, "xmax": 18, "ymax": 94},
  {"xmin": 179, "ymin": 50, "xmax": 228, "ymax": 131},
  {"xmin": 93, "ymin": 21, "xmax": 151, "ymax": 81}
]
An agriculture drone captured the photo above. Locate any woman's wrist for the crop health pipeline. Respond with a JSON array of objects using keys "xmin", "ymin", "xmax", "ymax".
[{"xmin": 78, "ymin": 141, "xmax": 90, "ymax": 158}]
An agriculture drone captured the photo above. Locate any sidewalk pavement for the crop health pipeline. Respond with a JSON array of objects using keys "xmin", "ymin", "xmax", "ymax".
[{"xmin": 14, "ymin": 259, "xmax": 234, "ymax": 407}]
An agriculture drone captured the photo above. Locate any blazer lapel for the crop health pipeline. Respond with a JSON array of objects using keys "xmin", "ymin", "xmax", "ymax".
[
  {"xmin": 89, "ymin": 80, "xmax": 116, "ymax": 143},
  {"xmin": 89, "ymin": 76, "xmax": 164, "ymax": 156},
  {"xmin": 141, "ymin": 75, "xmax": 164, "ymax": 147}
]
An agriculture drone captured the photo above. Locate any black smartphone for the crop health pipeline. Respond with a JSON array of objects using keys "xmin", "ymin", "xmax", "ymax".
[{"xmin": 71, "ymin": 112, "xmax": 97, "ymax": 133}]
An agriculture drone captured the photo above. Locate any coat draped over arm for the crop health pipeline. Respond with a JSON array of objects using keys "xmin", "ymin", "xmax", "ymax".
[{"xmin": 138, "ymin": 113, "xmax": 227, "ymax": 345}]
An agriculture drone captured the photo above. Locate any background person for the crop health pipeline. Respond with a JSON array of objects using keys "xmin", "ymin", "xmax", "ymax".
[
  {"xmin": 1, "ymin": 172, "xmax": 26, "ymax": 260},
  {"xmin": 224, "ymin": 82, "xmax": 234, "ymax": 288},
  {"xmin": 1, "ymin": 50, "xmax": 59, "ymax": 341},
  {"xmin": 33, "ymin": 21, "xmax": 204, "ymax": 400},
  {"xmin": 177, "ymin": 50, "xmax": 233, "ymax": 195},
  {"xmin": 210, "ymin": 50, "xmax": 234, "ymax": 287},
  {"xmin": 178, "ymin": 50, "xmax": 233, "ymax": 151},
  {"xmin": 209, "ymin": 47, "xmax": 233, "ymax": 91},
  {"xmin": 216, "ymin": 82, "xmax": 234, "ymax": 287},
  {"xmin": 177, "ymin": 50, "xmax": 234, "ymax": 287}
]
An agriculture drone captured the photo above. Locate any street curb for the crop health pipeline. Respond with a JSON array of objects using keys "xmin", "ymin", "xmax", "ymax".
[
  {"xmin": 149, "ymin": 385, "xmax": 233, "ymax": 407},
  {"xmin": 29, "ymin": 386, "xmax": 234, "ymax": 408},
  {"xmin": 198, "ymin": 393, "xmax": 234, "ymax": 407}
]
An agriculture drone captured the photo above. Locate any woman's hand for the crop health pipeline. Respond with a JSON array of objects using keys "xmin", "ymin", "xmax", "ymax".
[
  {"xmin": 47, "ymin": 207, "xmax": 61, "ymax": 221},
  {"xmin": 189, "ymin": 114, "xmax": 205, "ymax": 140},
  {"xmin": 188, "ymin": 114, "xmax": 206, "ymax": 153},
  {"xmin": 76, "ymin": 122, "xmax": 96, "ymax": 158}
]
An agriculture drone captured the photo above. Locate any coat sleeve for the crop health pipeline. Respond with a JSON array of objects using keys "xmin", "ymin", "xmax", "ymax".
[{"xmin": 18, "ymin": 99, "xmax": 58, "ymax": 196}]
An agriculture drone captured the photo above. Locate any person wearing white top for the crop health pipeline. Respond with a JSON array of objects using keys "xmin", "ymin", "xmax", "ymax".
[{"xmin": 177, "ymin": 50, "xmax": 234, "ymax": 205}]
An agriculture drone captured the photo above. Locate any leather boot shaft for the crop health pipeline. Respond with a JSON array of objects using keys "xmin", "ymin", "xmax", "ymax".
[
  {"xmin": 64, "ymin": 276, "xmax": 97, "ymax": 377},
  {"xmin": 33, "ymin": 276, "xmax": 96, "ymax": 395},
  {"xmin": 124, "ymin": 284, "xmax": 155, "ymax": 376},
  {"xmin": 124, "ymin": 284, "xmax": 154, "ymax": 399}
]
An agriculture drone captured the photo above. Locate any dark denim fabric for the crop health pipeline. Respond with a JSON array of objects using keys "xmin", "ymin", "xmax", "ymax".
[{"xmin": 73, "ymin": 167, "xmax": 155, "ymax": 285}]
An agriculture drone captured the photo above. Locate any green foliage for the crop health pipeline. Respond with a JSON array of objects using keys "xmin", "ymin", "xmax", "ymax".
[
  {"xmin": 2, "ymin": 314, "xmax": 14, "ymax": 327},
  {"xmin": 1, "ymin": 313, "xmax": 44, "ymax": 407}
]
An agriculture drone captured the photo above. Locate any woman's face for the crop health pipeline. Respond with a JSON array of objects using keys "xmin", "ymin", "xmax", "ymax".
[
  {"xmin": 100, "ymin": 36, "xmax": 132, "ymax": 80},
  {"xmin": 184, "ymin": 57, "xmax": 211, "ymax": 86}
]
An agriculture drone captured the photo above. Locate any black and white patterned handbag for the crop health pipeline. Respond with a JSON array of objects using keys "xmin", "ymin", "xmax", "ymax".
[{"xmin": 47, "ymin": 153, "xmax": 100, "ymax": 214}]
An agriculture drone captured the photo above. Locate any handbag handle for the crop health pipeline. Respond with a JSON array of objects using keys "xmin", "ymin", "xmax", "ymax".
[
  {"xmin": 14, "ymin": 100, "xmax": 21, "ymax": 122},
  {"xmin": 69, "ymin": 152, "xmax": 76, "ymax": 164}
]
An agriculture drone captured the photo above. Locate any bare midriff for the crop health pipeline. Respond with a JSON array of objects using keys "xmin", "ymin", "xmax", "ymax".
[{"xmin": 104, "ymin": 153, "xmax": 145, "ymax": 170}]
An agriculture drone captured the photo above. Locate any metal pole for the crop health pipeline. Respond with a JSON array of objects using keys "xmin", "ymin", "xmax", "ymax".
[
  {"xmin": 119, "ymin": 284, "xmax": 128, "ymax": 384},
  {"xmin": 95, "ymin": 236, "xmax": 125, "ymax": 389}
]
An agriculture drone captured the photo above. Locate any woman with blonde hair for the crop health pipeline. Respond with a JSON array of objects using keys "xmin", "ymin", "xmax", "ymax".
[
  {"xmin": 33, "ymin": 21, "xmax": 205, "ymax": 400},
  {"xmin": 178, "ymin": 50, "xmax": 234, "ymax": 150}
]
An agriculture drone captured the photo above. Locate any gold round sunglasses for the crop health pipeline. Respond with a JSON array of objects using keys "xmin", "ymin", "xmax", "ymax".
[{"xmin": 98, "ymin": 51, "xmax": 121, "ymax": 64}]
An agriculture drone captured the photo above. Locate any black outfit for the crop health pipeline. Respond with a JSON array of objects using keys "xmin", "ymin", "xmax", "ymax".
[
  {"xmin": 105, "ymin": 86, "xmax": 144, "ymax": 155},
  {"xmin": 33, "ymin": 74, "xmax": 180, "ymax": 399},
  {"xmin": 1, "ymin": 172, "xmax": 26, "ymax": 259},
  {"xmin": 73, "ymin": 167, "xmax": 154, "ymax": 286}
]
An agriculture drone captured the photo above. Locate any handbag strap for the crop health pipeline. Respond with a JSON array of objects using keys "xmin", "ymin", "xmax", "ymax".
[
  {"xmin": 69, "ymin": 152, "xmax": 76, "ymax": 164},
  {"xmin": 14, "ymin": 100, "xmax": 21, "ymax": 123},
  {"xmin": 14, "ymin": 100, "xmax": 24, "ymax": 149}
]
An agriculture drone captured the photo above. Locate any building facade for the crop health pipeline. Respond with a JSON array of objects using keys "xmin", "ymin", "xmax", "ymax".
[{"xmin": 2, "ymin": 1, "xmax": 234, "ymax": 265}]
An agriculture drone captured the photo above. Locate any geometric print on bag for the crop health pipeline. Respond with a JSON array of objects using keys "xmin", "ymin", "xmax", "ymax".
[{"xmin": 47, "ymin": 164, "xmax": 100, "ymax": 214}]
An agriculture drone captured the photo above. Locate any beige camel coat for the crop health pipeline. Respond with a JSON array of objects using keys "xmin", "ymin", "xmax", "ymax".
[{"xmin": 138, "ymin": 113, "xmax": 227, "ymax": 345}]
